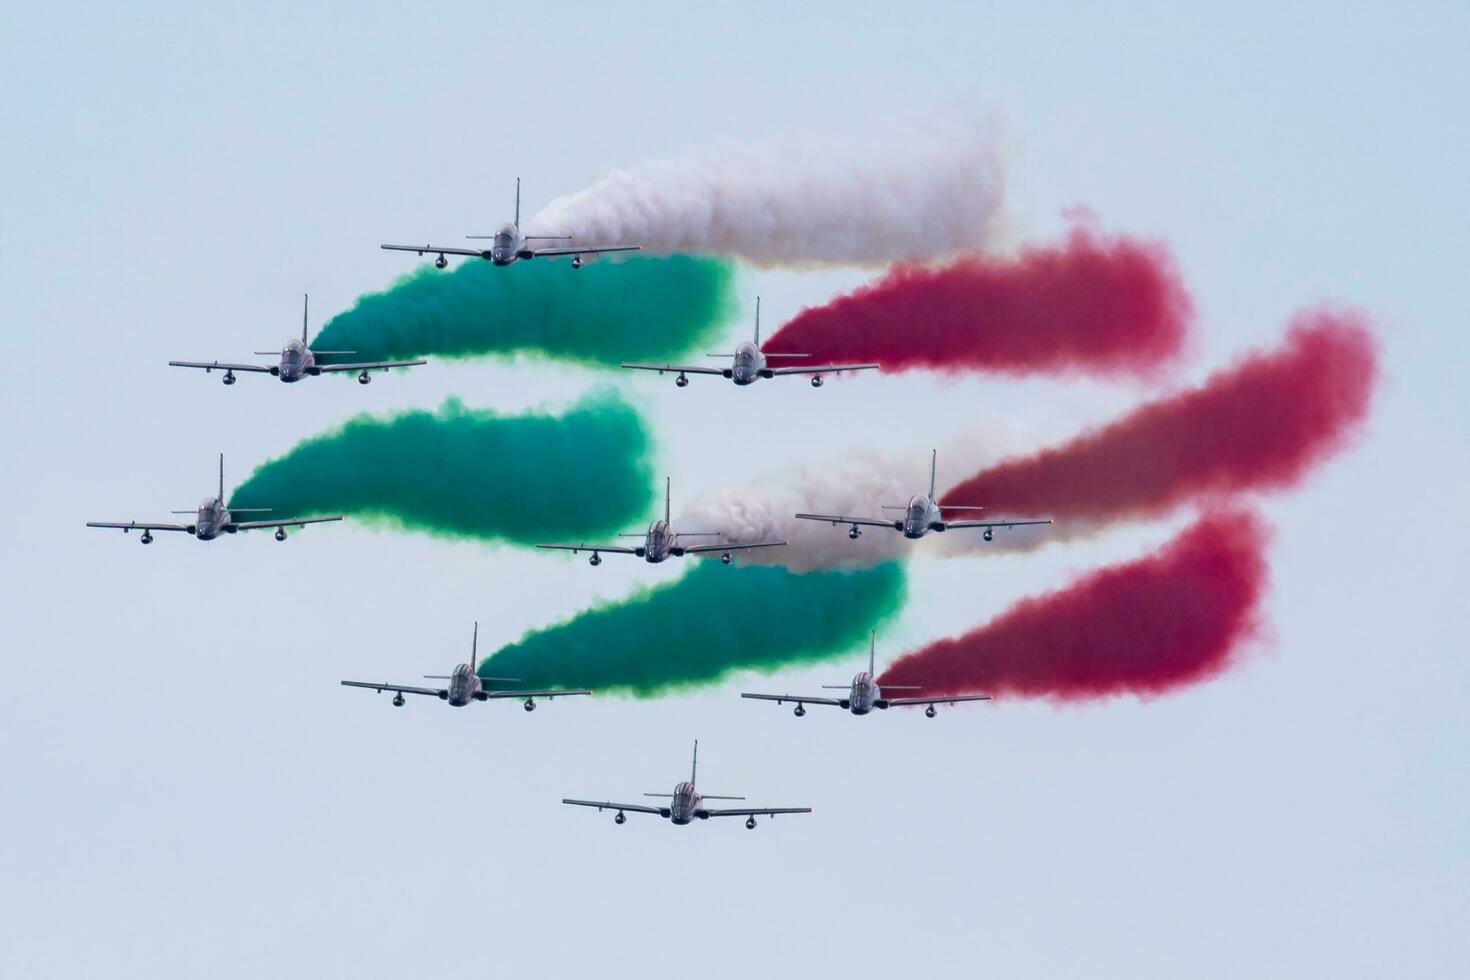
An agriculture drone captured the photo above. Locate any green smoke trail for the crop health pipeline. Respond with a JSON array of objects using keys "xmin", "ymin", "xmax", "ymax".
[
  {"xmin": 230, "ymin": 390, "xmax": 653, "ymax": 543},
  {"xmin": 480, "ymin": 562, "xmax": 907, "ymax": 695},
  {"xmin": 311, "ymin": 254, "xmax": 740, "ymax": 366}
]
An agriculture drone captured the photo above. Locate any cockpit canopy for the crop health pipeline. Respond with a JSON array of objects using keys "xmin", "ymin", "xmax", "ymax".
[
  {"xmin": 907, "ymin": 496, "xmax": 930, "ymax": 523},
  {"xmin": 733, "ymin": 342, "xmax": 759, "ymax": 366},
  {"xmin": 198, "ymin": 496, "xmax": 220, "ymax": 513},
  {"xmin": 493, "ymin": 223, "xmax": 518, "ymax": 249}
]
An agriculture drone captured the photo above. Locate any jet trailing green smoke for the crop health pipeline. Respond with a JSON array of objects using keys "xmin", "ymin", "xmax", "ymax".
[
  {"xmin": 311, "ymin": 254, "xmax": 740, "ymax": 366},
  {"xmin": 230, "ymin": 391, "xmax": 653, "ymax": 543},
  {"xmin": 479, "ymin": 562, "xmax": 907, "ymax": 695}
]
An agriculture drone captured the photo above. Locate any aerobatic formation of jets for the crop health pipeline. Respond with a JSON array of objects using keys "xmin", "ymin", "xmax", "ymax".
[{"xmin": 88, "ymin": 175, "xmax": 1056, "ymax": 831}]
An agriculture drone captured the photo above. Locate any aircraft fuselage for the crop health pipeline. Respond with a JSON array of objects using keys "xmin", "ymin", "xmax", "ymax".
[
  {"xmin": 668, "ymin": 782, "xmax": 702, "ymax": 824},
  {"xmin": 487, "ymin": 223, "xmax": 525, "ymax": 266},
  {"xmin": 276, "ymin": 338, "xmax": 317, "ymax": 382},
  {"xmin": 848, "ymin": 671, "xmax": 882, "ymax": 714},
  {"xmin": 901, "ymin": 495, "xmax": 946, "ymax": 539},
  {"xmin": 730, "ymin": 342, "xmax": 769, "ymax": 386},
  {"xmin": 639, "ymin": 520, "xmax": 675, "ymax": 563},
  {"xmin": 192, "ymin": 497, "xmax": 232, "ymax": 540},
  {"xmin": 443, "ymin": 663, "xmax": 484, "ymax": 707}
]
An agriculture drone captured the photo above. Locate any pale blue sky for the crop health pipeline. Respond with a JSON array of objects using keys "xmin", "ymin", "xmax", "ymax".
[{"xmin": 2, "ymin": 3, "xmax": 1466, "ymax": 977}]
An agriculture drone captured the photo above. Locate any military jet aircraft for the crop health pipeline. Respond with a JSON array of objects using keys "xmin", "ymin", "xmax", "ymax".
[
  {"xmin": 381, "ymin": 178, "xmax": 640, "ymax": 270},
  {"xmin": 621, "ymin": 298, "xmax": 879, "ymax": 388},
  {"xmin": 563, "ymin": 741, "xmax": 812, "ymax": 830},
  {"xmin": 169, "ymin": 294, "xmax": 426, "ymax": 385},
  {"xmin": 797, "ymin": 449, "xmax": 1054, "ymax": 541},
  {"xmin": 340, "ymin": 622, "xmax": 591, "ymax": 710},
  {"xmin": 86, "ymin": 454, "xmax": 342, "ymax": 544},
  {"xmin": 537, "ymin": 478, "xmax": 785, "ymax": 567},
  {"xmin": 743, "ymin": 631, "xmax": 993, "ymax": 718}
]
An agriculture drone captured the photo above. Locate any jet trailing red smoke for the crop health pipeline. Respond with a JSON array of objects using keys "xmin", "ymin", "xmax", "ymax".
[
  {"xmin": 879, "ymin": 508, "xmax": 1270, "ymax": 701},
  {"xmin": 761, "ymin": 228, "xmax": 1193, "ymax": 376},
  {"xmin": 940, "ymin": 309, "xmax": 1379, "ymax": 523}
]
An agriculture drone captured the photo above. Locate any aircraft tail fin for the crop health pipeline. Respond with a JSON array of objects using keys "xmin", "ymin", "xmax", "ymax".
[
  {"xmin": 754, "ymin": 296, "xmax": 761, "ymax": 347},
  {"xmin": 218, "ymin": 452, "xmax": 225, "ymax": 503},
  {"xmin": 665, "ymin": 477, "xmax": 671, "ymax": 525},
  {"xmin": 691, "ymin": 739, "xmax": 699, "ymax": 785},
  {"xmin": 928, "ymin": 449, "xmax": 937, "ymax": 499},
  {"xmin": 869, "ymin": 629, "xmax": 876, "ymax": 675},
  {"xmin": 514, "ymin": 177, "xmax": 521, "ymax": 227},
  {"xmin": 471, "ymin": 621, "xmax": 478, "ymax": 671},
  {"xmin": 302, "ymin": 293, "xmax": 309, "ymax": 344}
]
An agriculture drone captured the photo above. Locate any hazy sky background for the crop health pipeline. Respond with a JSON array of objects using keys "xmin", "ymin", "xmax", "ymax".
[{"xmin": 2, "ymin": 3, "xmax": 1466, "ymax": 977}]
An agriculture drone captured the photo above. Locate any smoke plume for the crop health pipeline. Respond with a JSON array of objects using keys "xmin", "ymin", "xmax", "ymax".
[
  {"xmin": 940, "ymin": 309, "xmax": 1379, "ymax": 527},
  {"xmin": 526, "ymin": 116, "xmax": 1004, "ymax": 266},
  {"xmin": 479, "ymin": 562, "xmax": 907, "ymax": 696},
  {"xmin": 879, "ymin": 509, "xmax": 1270, "ymax": 701},
  {"xmin": 311, "ymin": 254, "xmax": 738, "ymax": 367},
  {"xmin": 230, "ymin": 391, "xmax": 653, "ymax": 544},
  {"xmin": 762, "ymin": 228, "xmax": 1193, "ymax": 376}
]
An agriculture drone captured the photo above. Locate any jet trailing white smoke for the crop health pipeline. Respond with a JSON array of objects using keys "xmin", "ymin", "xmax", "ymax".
[
  {"xmin": 679, "ymin": 423, "xmax": 1050, "ymax": 572},
  {"xmin": 527, "ymin": 115, "xmax": 1006, "ymax": 267}
]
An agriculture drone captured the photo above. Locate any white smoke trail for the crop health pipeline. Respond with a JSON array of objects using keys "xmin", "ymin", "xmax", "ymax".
[
  {"xmin": 680, "ymin": 418, "xmax": 1052, "ymax": 572},
  {"xmin": 527, "ymin": 114, "xmax": 1005, "ymax": 267}
]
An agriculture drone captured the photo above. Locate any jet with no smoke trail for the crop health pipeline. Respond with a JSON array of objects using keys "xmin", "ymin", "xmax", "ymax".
[
  {"xmin": 621, "ymin": 298, "xmax": 879, "ymax": 389},
  {"xmin": 742, "ymin": 630, "xmax": 992, "ymax": 719},
  {"xmin": 381, "ymin": 178, "xmax": 641, "ymax": 271},
  {"xmin": 563, "ymin": 740, "xmax": 812, "ymax": 830},
  {"xmin": 340, "ymin": 622, "xmax": 591, "ymax": 711},
  {"xmin": 796, "ymin": 449, "xmax": 1053, "ymax": 542},
  {"xmin": 169, "ymin": 295, "xmax": 426, "ymax": 386},
  {"xmin": 86, "ymin": 454, "xmax": 342, "ymax": 544},
  {"xmin": 537, "ymin": 478, "xmax": 785, "ymax": 567}
]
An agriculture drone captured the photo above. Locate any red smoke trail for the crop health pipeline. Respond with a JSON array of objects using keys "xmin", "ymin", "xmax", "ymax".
[
  {"xmin": 940, "ymin": 309, "xmax": 1379, "ymax": 522},
  {"xmin": 762, "ymin": 228, "xmax": 1193, "ymax": 376},
  {"xmin": 879, "ymin": 509, "xmax": 1269, "ymax": 701}
]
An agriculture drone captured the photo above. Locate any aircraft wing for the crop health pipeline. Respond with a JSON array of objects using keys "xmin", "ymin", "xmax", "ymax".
[
  {"xmin": 380, "ymin": 243, "xmax": 487, "ymax": 258},
  {"xmin": 620, "ymin": 362, "xmax": 727, "ymax": 376},
  {"xmin": 682, "ymin": 540, "xmax": 787, "ymax": 555},
  {"xmin": 316, "ymin": 359, "xmax": 429, "ymax": 373},
  {"xmin": 528, "ymin": 244, "xmax": 642, "ymax": 258},
  {"xmin": 536, "ymin": 543, "xmax": 640, "ymax": 556},
  {"xmin": 86, "ymin": 521, "xmax": 192, "ymax": 533},
  {"xmin": 476, "ymin": 689, "xmax": 593, "ymax": 700},
  {"xmin": 767, "ymin": 363, "xmax": 880, "ymax": 376},
  {"xmin": 741, "ymin": 693, "xmax": 846, "ymax": 708},
  {"xmin": 882, "ymin": 694, "xmax": 993, "ymax": 707},
  {"xmin": 698, "ymin": 806, "xmax": 813, "ymax": 818},
  {"xmin": 340, "ymin": 680, "xmax": 445, "ymax": 698},
  {"xmin": 231, "ymin": 515, "xmax": 344, "ymax": 530},
  {"xmin": 941, "ymin": 518, "xmax": 1054, "ymax": 530},
  {"xmin": 168, "ymin": 360, "xmax": 274, "ymax": 373},
  {"xmin": 562, "ymin": 798, "xmax": 665, "ymax": 816},
  {"xmin": 794, "ymin": 513, "xmax": 901, "ymax": 529}
]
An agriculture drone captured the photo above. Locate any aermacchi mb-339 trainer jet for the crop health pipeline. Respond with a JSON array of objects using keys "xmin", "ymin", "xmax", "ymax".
[
  {"xmin": 797, "ymin": 449, "xmax": 1055, "ymax": 542},
  {"xmin": 563, "ymin": 741, "xmax": 812, "ymax": 830},
  {"xmin": 86, "ymin": 454, "xmax": 342, "ymax": 544},
  {"xmin": 169, "ymin": 295, "xmax": 426, "ymax": 386},
  {"xmin": 380, "ymin": 178, "xmax": 641, "ymax": 270},
  {"xmin": 537, "ymin": 478, "xmax": 785, "ymax": 567},
  {"xmin": 340, "ymin": 622, "xmax": 591, "ymax": 711},
  {"xmin": 621, "ymin": 298, "xmax": 880, "ymax": 388},
  {"xmin": 742, "ymin": 631, "xmax": 993, "ymax": 719}
]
